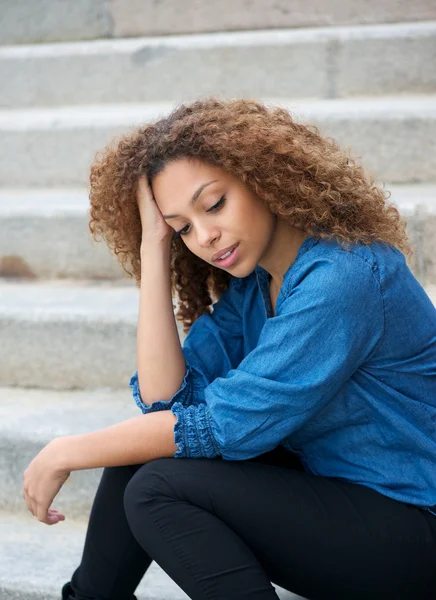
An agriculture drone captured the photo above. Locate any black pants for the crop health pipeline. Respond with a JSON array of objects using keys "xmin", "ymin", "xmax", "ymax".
[{"xmin": 69, "ymin": 446, "xmax": 436, "ymax": 600}]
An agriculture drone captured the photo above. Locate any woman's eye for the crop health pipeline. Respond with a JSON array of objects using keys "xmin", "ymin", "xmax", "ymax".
[
  {"xmin": 175, "ymin": 195, "xmax": 226, "ymax": 238},
  {"xmin": 176, "ymin": 224, "xmax": 190, "ymax": 237},
  {"xmin": 208, "ymin": 194, "xmax": 226, "ymax": 213}
]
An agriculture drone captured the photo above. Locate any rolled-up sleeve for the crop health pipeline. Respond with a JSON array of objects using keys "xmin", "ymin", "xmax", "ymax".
[
  {"xmin": 130, "ymin": 276, "xmax": 247, "ymax": 415},
  {"xmin": 129, "ymin": 365, "xmax": 194, "ymax": 414},
  {"xmin": 171, "ymin": 253, "xmax": 385, "ymax": 460}
]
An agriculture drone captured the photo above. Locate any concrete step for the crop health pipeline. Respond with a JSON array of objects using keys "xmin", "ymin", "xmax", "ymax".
[
  {"xmin": 1, "ymin": 184, "xmax": 435, "ymax": 281},
  {"xmin": 2, "ymin": 0, "xmax": 436, "ymax": 44},
  {"xmin": 0, "ymin": 188, "xmax": 124, "ymax": 279},
  {"xmin": 2, "ymin": 21, "xmax": 435, "ymax": 107},
  {"xmin": 0, "ymin": 276, "xmax": 435, "ymax": 391},
  {"xmin": 0, "ymin": 279, "xmax": 144, "ymax": 389},
  {"xmin": 0, "ymin": 511, "xmax": 300, "ymax": 600},
  {"xmin": 0, "ymin": 278, "xmax": 185, "ymax": 389},
  {"xmin": 1, "ymin": 96, "xmax": 435, "ymax": 186}
]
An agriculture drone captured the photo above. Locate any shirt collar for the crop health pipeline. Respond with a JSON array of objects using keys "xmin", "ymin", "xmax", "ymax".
[{"xmin": 253, "ymin": 234, "xmax": 320, "ymax": 319}]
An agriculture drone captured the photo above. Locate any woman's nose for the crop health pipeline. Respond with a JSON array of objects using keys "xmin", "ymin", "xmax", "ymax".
[{"xmin": 196, "ymin": 226, "xmax": 219, "ymax": 248}]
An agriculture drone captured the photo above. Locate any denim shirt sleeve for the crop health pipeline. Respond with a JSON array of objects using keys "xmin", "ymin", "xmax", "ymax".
[
  {"xmin": 171, "ymin": 253, "xmax": 385, "ymax": 460},
  {"xmin": 130, "ymin": 275, "xmax": 247, "ymax": 415}
]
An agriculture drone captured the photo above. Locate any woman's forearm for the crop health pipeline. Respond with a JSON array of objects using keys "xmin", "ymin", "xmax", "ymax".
[
  {"xmin": 57, "ymin": 411, "xmax": 179, "ymax": 471},
  {"xmin": 137, "ymin": 239, "xmax": 187, "ymax": 406}
]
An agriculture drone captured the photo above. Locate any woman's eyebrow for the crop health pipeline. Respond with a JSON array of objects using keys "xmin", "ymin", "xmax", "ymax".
[{"xmin": 163, "ymin": 180, "xmax": 218, "ymax": 220}]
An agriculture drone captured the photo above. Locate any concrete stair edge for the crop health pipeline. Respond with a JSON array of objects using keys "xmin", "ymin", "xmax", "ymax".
[
  {"xmin": 0, "ymin": 279, "xmax": 139, "ymax": 389},
  {"xmin": 1, "ymin": 23, "xmax": 436, "ymax": 107},
  {"xmin": 1, "ymin": 0, "xmax": 436, "ymax": 44},
  {"xmin": 1, "ymin": 182, "xmax": 434, "ymax": 211},
  {"xmin": 1, "ymin": 97, "xmax": 436, "ymax": 186}
]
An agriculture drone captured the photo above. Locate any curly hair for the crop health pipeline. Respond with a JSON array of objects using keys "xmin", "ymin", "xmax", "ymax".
[{"xmin": 89, "ymin": 97, "xmax": 412, "ymax": 334}]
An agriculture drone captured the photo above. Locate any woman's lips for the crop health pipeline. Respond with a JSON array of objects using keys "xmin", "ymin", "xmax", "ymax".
[
  {"xmin": 213, "ymin": 243, "xmax": 238, "ymax": 262},
  {"xmin": 213, "ymin": 243, "xmax": 240, "ymax": 267}
]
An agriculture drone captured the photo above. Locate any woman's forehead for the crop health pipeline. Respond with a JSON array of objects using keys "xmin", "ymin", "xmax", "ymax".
[{"xmin": 152, "ymin": 160, "xmax": 227, "ymax": 216}]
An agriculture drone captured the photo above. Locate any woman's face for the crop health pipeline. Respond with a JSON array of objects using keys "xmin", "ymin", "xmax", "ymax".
[{"xmin": 151, "ymin": 157, "xmax": 276, "ymax": 277}]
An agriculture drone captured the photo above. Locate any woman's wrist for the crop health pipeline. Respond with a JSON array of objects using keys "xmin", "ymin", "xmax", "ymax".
[
  {"xmin": 140, "ymin": 239, "xmax": 172, "ymax": 276},
  {"xmin": 140, "ymin": 235, "xmax": 172, "ymax": 257},
  {"xmin": 48, "ymin": 436, "xmax": 77, "ymax": 472},
  {"xmin": 51, "ymin": 434, "xmax": 101, "ymax": 472},
  {"xmin": 140, "ymin": 238, "xmax": 173, "ymax": 280}
]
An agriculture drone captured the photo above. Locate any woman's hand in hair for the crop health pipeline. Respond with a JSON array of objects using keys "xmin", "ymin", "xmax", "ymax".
[{"xmin": 137, "ymin": 175, "xmax": 173, "ymax": 245}]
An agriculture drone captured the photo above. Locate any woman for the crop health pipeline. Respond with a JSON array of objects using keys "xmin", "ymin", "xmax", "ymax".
[{"xmin": 22, "ymin": 98, "xmax": 436, "ymax": 600}]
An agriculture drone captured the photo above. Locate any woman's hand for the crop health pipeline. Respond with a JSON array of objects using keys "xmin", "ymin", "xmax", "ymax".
[
  {"xmin": 22, "ymin": 438, "xmax": 71, "ymax": 525},
  {"xmin": 137, "ymin": 175, "xmax": 173, "ymax": 245}
]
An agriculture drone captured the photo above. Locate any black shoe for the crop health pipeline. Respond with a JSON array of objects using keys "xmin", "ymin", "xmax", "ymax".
[
  {"xmin": 61, "ymin": 581, "xmax": 75, "ymax": 600},
  {"xmin": 61, "ymin": 581, "xmax": 138, "ymax": 600}
]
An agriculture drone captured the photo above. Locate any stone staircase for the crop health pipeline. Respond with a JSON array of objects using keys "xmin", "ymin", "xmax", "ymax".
[{"xmin": 1, "ymin": 1, "xmax": 435, "ymax": 598}]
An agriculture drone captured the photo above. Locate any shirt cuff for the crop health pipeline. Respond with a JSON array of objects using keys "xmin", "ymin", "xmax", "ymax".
[
  {"xmin": 129, "ymin": 365, "xmax": 194, "ymax": 414},
  {"xmin": 171, "ymin": 401, "xmax": 222, "ymax": 459}
]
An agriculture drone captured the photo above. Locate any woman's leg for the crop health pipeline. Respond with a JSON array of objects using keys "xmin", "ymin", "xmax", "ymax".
[
  {"xmin": 123, "ymin": 448, "xmax": 436, "ymax": 600},
  {"xmin": 69, "ymin": 464, "xmax": 154, "ymax": 600}
]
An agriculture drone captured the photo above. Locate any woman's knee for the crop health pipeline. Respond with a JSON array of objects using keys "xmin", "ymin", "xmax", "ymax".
[{"xmin": 123, "ymin": 458, "xmax": 178, "ymax": 519}]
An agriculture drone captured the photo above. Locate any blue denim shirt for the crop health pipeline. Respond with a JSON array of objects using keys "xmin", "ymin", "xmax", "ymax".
[{"xmin": 130, "ymin": 235, "xmax": 436, "ymax": 516}]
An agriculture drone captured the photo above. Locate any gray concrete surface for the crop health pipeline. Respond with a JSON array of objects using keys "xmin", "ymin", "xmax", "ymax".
[
  {"xmin": 1, "ymin": 0, "xmax": 436, "ymax": 44},
  {"xmin": 110, "ymin": 0, "xmax": 436, "ymax": 37},
  {"xmin": 0, "ymin": 279, "xmax": 141, "ymax": 389},
  {"xmin": 0, "ymin": 0, "xmax": 111, "ymax": 45},
  {"xmin": 1, "ymin": 97, "xmax": 435, "ymax": 187},
  {"xmin": 0, "ymin": 188, "xmax": 125, "ymax": 279},
  {"xmin": 1, "ymin": 22, "xmax": 435, "ymax": 107}
]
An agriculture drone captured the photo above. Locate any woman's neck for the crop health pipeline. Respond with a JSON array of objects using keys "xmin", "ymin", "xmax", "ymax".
[{"xmin": 258, "ymin": 219, "xmax": 308, "ymax": 290}]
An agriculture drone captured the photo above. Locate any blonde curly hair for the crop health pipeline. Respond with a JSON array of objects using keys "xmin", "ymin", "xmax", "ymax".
[{"xmin": 89, "ymin": 97, "xmax": 412, "ymax": 334}]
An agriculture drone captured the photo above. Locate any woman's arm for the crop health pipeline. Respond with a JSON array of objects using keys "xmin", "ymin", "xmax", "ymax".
[
  {"xmin": 22, "ymin": 411, "xmax": 179, "ymax": 524},
  {"xmin": 137, "ymin": 239, "xmax": 187, "ymax": 406},
  {"xmin": 136, "ymin": 174, "xmax": 187, "ymax": 406},
  {"xmin": 131, "ymin": 272, "xmax": 248, "ymax": 414},
  {"xmin": 55, "ymin": 411, "xmax": 179, "ymax": 471}
]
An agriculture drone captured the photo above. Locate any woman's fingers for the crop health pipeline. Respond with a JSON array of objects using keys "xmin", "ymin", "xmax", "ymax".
[
  {"xmin": 136, "ymin": 175, "xmax": 173, "ymax": 243},
  {"xmin": 22, "ymin": 487, "xmax": 65, "ymax": 524},
  {"xmin": 136, "ymin": 176, "xmax": 154, "ymax": 218},
  {"xmin": 48, "ymin": 508, "xmax": 65, "ymax": 521},
  {"xmin": 137, "ymin": 175, "xmax": 153, "ymax": 200}
]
